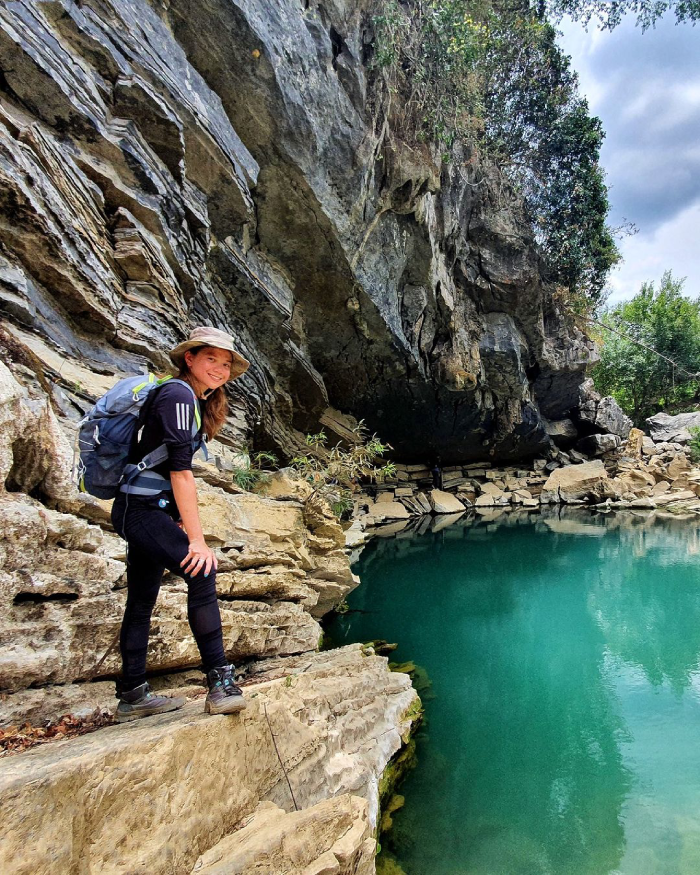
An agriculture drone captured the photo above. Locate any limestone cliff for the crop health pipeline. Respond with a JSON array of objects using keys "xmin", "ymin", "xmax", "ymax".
[{"xmin": 0, "ymin": 0, "xmax": 596, "ymax": 463}]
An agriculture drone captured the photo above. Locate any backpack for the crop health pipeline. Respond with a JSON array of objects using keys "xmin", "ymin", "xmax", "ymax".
[{"xmin": 75, "ymin": 374, "xmax": 202, "ymax": 499}]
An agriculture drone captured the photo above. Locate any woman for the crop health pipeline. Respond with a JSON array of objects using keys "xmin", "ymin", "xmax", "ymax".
[{"xmin": 111, "ymin": 326, "xmax": 250, "ymax": 721}]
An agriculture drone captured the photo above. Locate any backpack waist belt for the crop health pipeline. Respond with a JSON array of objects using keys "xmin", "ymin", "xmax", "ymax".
[
  {"xmin": 120, "ymin": 470, "xmax": 172, "ymax": 496},
  {"xmin": 120, "ymin": 445, "xmax": 172, "ymax": 496}
]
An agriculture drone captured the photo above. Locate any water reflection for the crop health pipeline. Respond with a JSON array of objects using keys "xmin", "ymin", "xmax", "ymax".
[{"xmin": 333, "ymin": 509, "xmax": 700, "ymax": 874}]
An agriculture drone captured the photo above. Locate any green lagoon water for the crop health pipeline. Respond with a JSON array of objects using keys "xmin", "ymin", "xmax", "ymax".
[{"xmin": 327, "ymin": 509, "xmax": 700, "ymax": 875}]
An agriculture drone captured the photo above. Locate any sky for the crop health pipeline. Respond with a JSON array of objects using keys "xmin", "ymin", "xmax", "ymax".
[{"xmin": 557, "ymin": 13, "xmax": 700, "ymax": 305}]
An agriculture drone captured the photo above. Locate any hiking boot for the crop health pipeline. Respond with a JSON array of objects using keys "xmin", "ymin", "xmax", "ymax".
[
  {"xmin": 115, "ymin": 682, "xmax": 185, "ymax": 723},
  {"xmin": 205, "ymin": 664, "xmax": 247, "ymax": 715}
]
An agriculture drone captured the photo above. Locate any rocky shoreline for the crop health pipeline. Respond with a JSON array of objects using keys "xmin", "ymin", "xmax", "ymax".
[{"xmin": 351, "ymin": 424, "xmax": 700, "ymax": 540}]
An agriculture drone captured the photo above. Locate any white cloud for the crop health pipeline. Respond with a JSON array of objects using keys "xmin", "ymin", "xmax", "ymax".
[
  {"xmin": 606, "ymin": 202, "xmax": 700, "ymax": 304},
  {"xmin": 557, "ymin": 14, "xmax": 700, "ymax": 303}
]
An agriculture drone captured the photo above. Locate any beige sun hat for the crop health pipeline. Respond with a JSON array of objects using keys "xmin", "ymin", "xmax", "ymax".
[{"xmin": 169, "ymin": 326, "xmax": 250, "ymax": 379}]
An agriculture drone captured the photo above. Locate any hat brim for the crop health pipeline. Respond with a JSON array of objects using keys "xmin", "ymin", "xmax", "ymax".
[{"xmin": 169, "ymin": 341, "xmax": 250, "ymax": 380}]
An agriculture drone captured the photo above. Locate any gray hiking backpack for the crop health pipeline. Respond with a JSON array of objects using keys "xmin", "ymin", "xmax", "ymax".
[{"xmin": 76, "ymin": 374, "xmax": 202, "ymax": 499}]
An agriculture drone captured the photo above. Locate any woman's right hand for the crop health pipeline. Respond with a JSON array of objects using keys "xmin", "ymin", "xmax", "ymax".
[{"xmin": 181, "ymin": 538, "xmax": 218, "ymax": 577}]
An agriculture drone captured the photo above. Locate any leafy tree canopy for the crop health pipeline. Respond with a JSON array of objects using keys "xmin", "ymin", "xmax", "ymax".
[
  {"xmin": 593, "ymin": 271, "xmax": 700, "ymax": 424},
  {"xmin": 546, "ymin": 0, "xmax": 700, "ymax": 31}
]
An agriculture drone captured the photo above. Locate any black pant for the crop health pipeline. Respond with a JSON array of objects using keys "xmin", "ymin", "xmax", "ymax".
[{"xmin": 112, "ymin": 494, "xmax": 226, "ymax": 690}]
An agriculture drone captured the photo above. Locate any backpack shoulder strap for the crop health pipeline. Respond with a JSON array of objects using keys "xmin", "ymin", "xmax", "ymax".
[
  {"xmin": 160, "ymin": 378, "xmax": 202, "ymax": 434},
  {"xmin": 125, "ymin": 378, "xmax": 205, "ymax": 487}
]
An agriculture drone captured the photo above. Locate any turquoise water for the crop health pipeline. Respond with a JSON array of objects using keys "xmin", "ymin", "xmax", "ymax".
[{"xmin": 328, "ymin": 509, "xmax": 700, "ymax": 875}]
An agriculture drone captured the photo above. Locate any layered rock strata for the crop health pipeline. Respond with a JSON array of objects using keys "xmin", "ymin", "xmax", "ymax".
[
  {"xmin": 356, "ymin": 430, "xmax": 700, "ymax": 529},
  {"xmin": 0, "ymin": 0, "xmax": 598, "ymax": 462},
  {"xmin": 0, "ymin": 645, "xmax": 418, "ymax": 875}
]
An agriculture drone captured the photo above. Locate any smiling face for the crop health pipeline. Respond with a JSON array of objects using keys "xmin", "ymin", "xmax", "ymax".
[{"xmin": 184, "ymin": 346, "xmax": 233, "ymax": 395}]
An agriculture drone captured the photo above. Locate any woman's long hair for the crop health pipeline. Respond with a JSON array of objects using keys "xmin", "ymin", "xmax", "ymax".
[{"xmin": 171, "ymin": 350, "xmax": 229, "ymax": 440}]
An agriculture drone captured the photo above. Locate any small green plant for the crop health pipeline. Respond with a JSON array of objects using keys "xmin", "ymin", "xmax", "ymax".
[
  {"xmin": 289, "ymin": 420, "xmax": 395, "ymax": 518},
  {"xmin": 231, "ymin": 450, "xmax": 278, "ymax": 492},
  {"xmin": 689, "ymin": 427, "xmax": 700, "ymax": 464},
  {"xmin": 331, "ymin": 490, "xmax": 355, "ymax": 520}
]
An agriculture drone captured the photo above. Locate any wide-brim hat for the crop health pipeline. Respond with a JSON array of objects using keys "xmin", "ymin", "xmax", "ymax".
[{"xmin": 169, "ymin": 326, "xmax": 250, "ymax": 379}]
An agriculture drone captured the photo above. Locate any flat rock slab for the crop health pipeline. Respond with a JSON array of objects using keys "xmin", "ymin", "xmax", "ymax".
[
  {"xmin": 0, "ymin": 646, "xmax": 417, "ymax": 875},
  {"xmin": 429, "ymin": 489, "xmax": 465, "ymax": 514}
]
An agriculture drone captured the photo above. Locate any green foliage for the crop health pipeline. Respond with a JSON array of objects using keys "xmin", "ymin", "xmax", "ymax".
[
  {"xmin": 371, "ymin": 0, "xmax": 620, "ymax": 306},
  {"xmin": 231, "ymin": 451, "xmax": 278, "ymax": 492},
  {"xmin": 688, "ymin": 427, "xmax": 700, "ymax": 464},
  {"xmin": 289, "ymin": 421, "xmax": 396, "ymax": 519},
  {"xmin": 593, "ymin": 271, "xmax": 700, "ymax": 425},
  {"xmin": 547, "ymin": 0, "xmax": 700, "ymax": 30},
  {"xmin": 290, "ymin": 421, "xmax": 395, "ymax": 517},
  {"xmin": 331, "ymin": 491, "xmax": 355, "ymax": 520}
]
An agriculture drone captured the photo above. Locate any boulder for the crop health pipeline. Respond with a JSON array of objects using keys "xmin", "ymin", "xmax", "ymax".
[
  {"xmin": 429, "ymin": 489, "xmax": 466, "ymax": 514},
  {"xmin": 625, "ymin": 428, "xmax": 644, "ymax": 458},
  {"xmin": 542, "ymin": 417, "xmax": 579, "ymax": 447},
  {"xmin": 541, "ymin": 460, "xmax": 609, "ymax": 504},
  {"xmin": 618, "ymin": 469, "xmax": 656, "ymax": 494},
  {"xmin": 578, "ymin": 380, "xmax": 633, "ymax": 438},
  {"xmin": 568, "ymin": 449, "xmax": 589, "ymax": 463},
  {"xmin": 646, "ymin": 411, "xmax": 700, "ymax": 444},
  {"xmin": 642, "ymin": 436, "xmax": 657, "ymax": 455},
  {"xmin": 667, "ymin": 453, "xmax": 691, "ymax": 480},
  {"xmin": 576, "ymin": 433, "xmax": 621, "ymax": 457}
]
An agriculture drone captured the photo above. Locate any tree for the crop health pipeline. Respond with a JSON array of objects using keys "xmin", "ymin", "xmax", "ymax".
[
  {"xmin": 546, "ymin": 0, "xmax": 700, "ymax": 30},
  {"xmin": 290, "ymin": 423, "xmax": 396, "ymax": 518},
  {"xmin": 593, "ymin": 272, "xmax": 700, "ymax": 424}
]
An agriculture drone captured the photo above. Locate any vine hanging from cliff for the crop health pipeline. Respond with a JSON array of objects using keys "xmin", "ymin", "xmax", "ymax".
[{"xmin": 370, "ymin": 0, "xmax": 621, "ymax": 308}]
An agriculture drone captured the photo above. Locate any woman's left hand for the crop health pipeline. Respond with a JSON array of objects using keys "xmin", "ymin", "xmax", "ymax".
[{"xmin": 181, "ymin": 537, "xmax": 218, "ymax": 577}]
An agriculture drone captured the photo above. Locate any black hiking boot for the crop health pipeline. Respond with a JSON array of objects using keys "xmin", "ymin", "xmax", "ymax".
[
  {"xmin": 205, "ymin": 664, "xmax": 247, "ymax": 714},
  {"xmin": 115, "ymin": 682, "xmax": 185, "ymax": 723}
]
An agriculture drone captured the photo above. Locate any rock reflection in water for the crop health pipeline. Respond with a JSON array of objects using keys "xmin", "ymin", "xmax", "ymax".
[{"xmin": 332, "ymin": 509, "xmax": 700, "ymax": 875}]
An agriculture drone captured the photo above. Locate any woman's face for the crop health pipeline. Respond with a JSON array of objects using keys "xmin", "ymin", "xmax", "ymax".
[{"xmin": 184, "ymin": 346, "xmax": 233, "ymax": 393}]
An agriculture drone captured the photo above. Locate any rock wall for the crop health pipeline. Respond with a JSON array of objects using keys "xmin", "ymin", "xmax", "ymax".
[{"xmin": 0, "ymin": 0, "xmax": 596, "ymax": 463}]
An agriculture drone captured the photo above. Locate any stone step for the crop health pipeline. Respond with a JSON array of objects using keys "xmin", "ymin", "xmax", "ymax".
[{"xmin": 0, "ymin": 645, "xmax": 418, "ymax": 875}]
